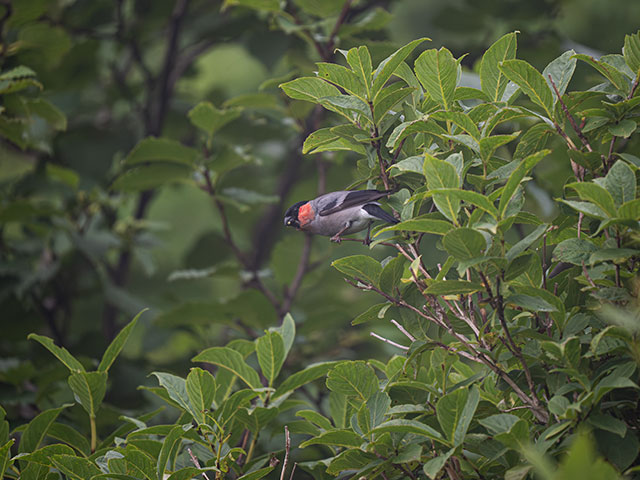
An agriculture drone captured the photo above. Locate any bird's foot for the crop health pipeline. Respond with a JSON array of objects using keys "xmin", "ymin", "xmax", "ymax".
[{"xmin": 330, "ymin": 235, "xmax": 343, "ymax": 244}]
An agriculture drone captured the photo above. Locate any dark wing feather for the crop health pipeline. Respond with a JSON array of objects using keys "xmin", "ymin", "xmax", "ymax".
[
  {"xmin": 318, "ymin": 190, "xmax": 392, "ymax": 216},
  {"xmin": 362, "ymin": 204, "xmax": 399, "ymax": 224}
]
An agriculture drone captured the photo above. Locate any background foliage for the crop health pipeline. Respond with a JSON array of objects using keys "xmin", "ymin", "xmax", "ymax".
[{"xmin": 1, "ymin": 0, "xmax": 640, "ymax": 479}]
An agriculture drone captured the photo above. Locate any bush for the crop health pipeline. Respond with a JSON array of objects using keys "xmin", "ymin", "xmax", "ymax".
[{"xmin": 2, "ymin": 2, "xmax": 640, "ymax": 479}]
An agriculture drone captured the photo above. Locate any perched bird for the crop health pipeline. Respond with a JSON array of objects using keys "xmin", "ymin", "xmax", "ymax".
[{"xmin": 284, "ymin": 189, "xmax": 399, "ymax": 243}]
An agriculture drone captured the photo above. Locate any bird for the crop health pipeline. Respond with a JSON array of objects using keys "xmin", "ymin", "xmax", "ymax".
[{"xmin": 283, "ymin": 189, "xmax": 399, "ymax": 244}]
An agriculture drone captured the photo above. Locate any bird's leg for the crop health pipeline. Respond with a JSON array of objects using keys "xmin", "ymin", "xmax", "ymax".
[
  {"xmin": 330, "ymin": 223, "xmax": 351, "ymax": 244},
  {"xmin": 363, "ymin": 222, "xmax": 373, "ymax": 246}
]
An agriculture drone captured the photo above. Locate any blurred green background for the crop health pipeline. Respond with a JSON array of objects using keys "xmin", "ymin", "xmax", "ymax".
[{"xmin": 1, "ymin": 0, "xmax": 637, "ymax": 428}]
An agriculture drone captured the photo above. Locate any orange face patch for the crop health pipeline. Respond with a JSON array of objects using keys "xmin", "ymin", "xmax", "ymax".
[{"xmin": 298, "ymin": 202, "xmax": 315, "ymax": 228}]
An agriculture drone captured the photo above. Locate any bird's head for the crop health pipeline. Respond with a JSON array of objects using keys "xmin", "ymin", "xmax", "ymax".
[{"xmin": 284, "ymin": 201, "xmax": 306, "ymax": 229}]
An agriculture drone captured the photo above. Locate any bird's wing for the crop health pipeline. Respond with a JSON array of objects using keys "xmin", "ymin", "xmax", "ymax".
[{"xmin": 317, "ymin": 190, "xmax": 391, "ymax": 216}]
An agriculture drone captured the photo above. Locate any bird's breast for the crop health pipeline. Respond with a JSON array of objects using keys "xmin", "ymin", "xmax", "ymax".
[{"xmin": 298, "ymin": 202, "xmax": 316, "ymax": 227}]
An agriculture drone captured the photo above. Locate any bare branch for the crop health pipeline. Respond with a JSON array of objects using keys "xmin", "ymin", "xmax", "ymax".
[
  {"xmin": 187, "ymin": 448, "xmax": 210, "ymax": 480},
  {"xmin": 280, "ymin": 426, "xmax": 291, "ymax": 480},
  {"xmin": 370, "ymin": 331, "xmax": 409, "ymax": 351}
]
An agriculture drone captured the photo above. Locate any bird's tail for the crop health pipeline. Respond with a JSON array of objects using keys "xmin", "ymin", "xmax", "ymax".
[{"xmin": 363, "ymin": 204, "xmax": 399, "ymax": 224}]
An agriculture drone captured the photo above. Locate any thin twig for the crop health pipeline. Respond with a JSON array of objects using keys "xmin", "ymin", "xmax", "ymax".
[
  {"xmin": 548, "ymin": 75, "xmax": 593, "ymax": 152},
  {"xmin": 391, "ymin": 319, "xmax": 415, "ymax": 341},
  {"xmin": 187, "ymin": 448, "xmax": 210, "ymax": 480},
  {"xmin": 370, "ymin": 331, "xmax": 409, "ymax": 350},
  {"xmin": 280, "ymin": 426, "xmax": 291, "ymax": 480}
]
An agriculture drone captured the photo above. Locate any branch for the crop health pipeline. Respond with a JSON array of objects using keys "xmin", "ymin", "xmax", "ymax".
[
  {"xmin": 370, "ymin": 331, "xmax": 409, "ymax": 351},
  {"xmin": 280, "ymin": 426, "xmax": 291, "ymax": 480},
  {"xmin": 187, "ymin": 448, "xmax": 210, "ymax": 480},
  {"xmin": 548, "ymin": 75, "xmax": 593, "ymax": 152}
]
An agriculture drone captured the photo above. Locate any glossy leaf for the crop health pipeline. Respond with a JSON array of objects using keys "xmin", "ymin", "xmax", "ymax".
[
  {"xmin": 415, "ymin": 48, "xmax": 458, "ymax": 110},
  {"xmin": 442, "ymin": 228, "xmax": 486, "ymax": 260},
  {"xmin": 192, "ymin": 347, "xmax": 261, "ymax": 389},
  {"xmin": 256, "ymin": 331, "xmax": 285, "ymax": 387},
  {"xmin": 480, "ymin": 32, "xmax": 518, "ymax": 101},
  {"xmin": 331, "ymin": 255, "xmax": 382, "ymax": 287},
  {"xmin": 98, "ymin": 309, "xmax": 145, "ymax": 372},
  {"xmin": 68, "ymin": 372, "xmax": 107, "ymax": 418},
  {"xmin": 499, "ymin": 59, "xmax": 554, "ymax": 117}
]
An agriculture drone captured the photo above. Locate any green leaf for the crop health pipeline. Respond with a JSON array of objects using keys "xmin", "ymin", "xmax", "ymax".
[
  {"xmin": 188, "ymin": 101, "xmax": 241, "ymax": 135},
  {"xmin": 0, "ymin": 440, "xmax": 13, "ymax": 478},
  {"xmin": 273, "ymin": 361, "xmax": 339, "ymax": 399},
  {"xmin": 574, "ymin": 54, "xmax": 631, "ymax": 94},
  {"xmin": 371, "ymin": 38, "xmax": 429, "ymax": 100},
  {"xmin": 590, "ymin": 248, "xmax": 640, "ymax": 265},
  {"xmin": 499, "ymin": 150, "xmax": 549, "ymax": 218},
  {"xmin": 125, "ymin": 137, "xmax": 198, "ymax": 167},
  {"xmin": 369, "ymin": 419, "xmax": 444, "ymax": 442},
  {"xmin": 543, "ymin": 50, "xmax": 577, "ymax": 104},
  {"xmin": 236, "ymin": 466, "xmax": 275, "ymax": 480},
  {"xmin": 186, "ymin": 368, "xmax": 216, "ymax": 424},
  {"xmin": 316, "ymin": 63, "xmax": 366, "ymax": 98},
  {"xmin": 479, "ymin": 133, "xmax": 519, "ymax": 163},
  {"xmin": 424, "ymin": 448, "xmax": 455, "ymax": 479},
  {"xmin": 424, "ymin": 154, "xmax": 460, "ymax": 222},
  {"xmin": 112, "ymin": 164, "xmax": 192, "ymax": 191},
  {"xmin": 326, "ymin": 361, "xmax": 378, "ymax": 402},
  {"xmin": 567, "ymin": 182, "xmax": 617, "ymax": 217},
  {"xmin": 624, "ymin": 31, "xmax": 640, "ymax": 77},
  {"xmin": 415, "ymin": 48, "xmax": 458, "ymax": 110},
  {"xmin": 506, "ymin": 224, "xmax": 548, "ymax": 261},
  {"xmin": 426, "ymin": 188, "xmax": 498, "ymax": 219},
  {"xmin": 24, "ymin": 98, "xmax": 67, "ymax": 131},
  {"xmin": 588, "ymin": 413, "xmax": 627, "ymax": 438},
  {"xmin": 479, "ymin": 413, "xmax": 519, "ymax": 434},
  {"xmin": 299, "ymin": 429, "xmax": 363, "ymax": 449},
  {"xmin": 442, "ymin": 228, "xmax": 486, "ymax": 260},
  {"xmin": 618, "ymin": 198, "xmax": 640, "ymax": 219},
  {"xmin": 499, "ymin": 59, "xmax": 554, "ymax": 117},
  {"xmin": 165, "ymin": 467, "xmax": 221, "ymax": 480},
  {"xmin": 373, "ymin": 85, "xmax": 415, "ymax": 123},
  {"xmin": 506, "ymin": 294, "xmax": 556, "ymax": 312},
  {"xmin": 425, "ymin": 280, "xmax": 484, "ymax": 295},
  {"xmin": 272, "ymin": 313, "xmax": 295, "ymax": 359},
  {"xmin": 480, "ymin": 32, "xmax": 518, "ymax": 101},
  {"xmin": 297, "ymin": 409, "xmax": 333, "ymax": 430},
  {"xmin": 560, "ymin": 199, "xmax": 609, "ymax": 219},
  {"xmin": 192, "ymin": 347, "xmax": 261, "ymax": 389},
  {"xmin": 553, "ymin": 238, "xmax": 598, "ymax": 265},
  {"xmin": 157, "ymin": 424, "xmax": 192, "ymax": 480},
  {"xmin": 27, "ymin": 334, "xmax": 85, "ymax": 373},
  {"xmin": 18, "ymin": 406, "xmax": 67, "ymax": 454},
  {"xmin": 608, "ymin": 119, "xmax": 637, "ymax": 138},
  {"xmin": 431, "ymin": 111, "xmax": 480, "ymax": 140},
  {"xmin": 68, "ymin": 372, "xmax": 107, "ymax": 418},
  {"xmin": 50, "ymin": 454, "xmax": 101, "ymax": 479},
  {"xmin": 280, "ymin": 77, "xmax": 340, "ymax": 102},
  {"xmin": 151, "ymin": 372, "xmax": 193, "ymax": 416},
  {"xmin": 352, "ymin": 302, "xmax": 390, "ymax": 326},
  {"xmin": 48, "ymin": 422, "xmax": 91, "ymax": 456},
  {"xmin": 436, "ymin": 387, "xmax": 469, "ymax": 446},
  {"xmin": 380, "ymin": 255, "xmax": 405, "ymax": 294},
  {"xmin": 346, "ymin": 46, "xmax": 373, "ymax": 98},
  {"xmin": 256, "ymin": 331, "xmax": 285, "ymax": 387},
  {"xmin": 331, "ymin": 255, "xmax": 382, "ymax": 287},
  {"xmin": 605, "ymin": 160, "xmax": 636, "ymax": 207},
  {"xmin": 98, "ymin": 309, "xmax": 145, "ymax": 372},
  {"xmin": 387, "ymin": 119, "xmax": 448, "ymax": 151},
  {"xmin": 375, "ymin": 216, "xmax": 453, "ymax": 237},
  {"xmin": 320, "ymin": 94, "xmax": 371, "ymax": 120},
  {"xmin": 514, "ymin": 123, "xmax": 553, "ymax": 159}
]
